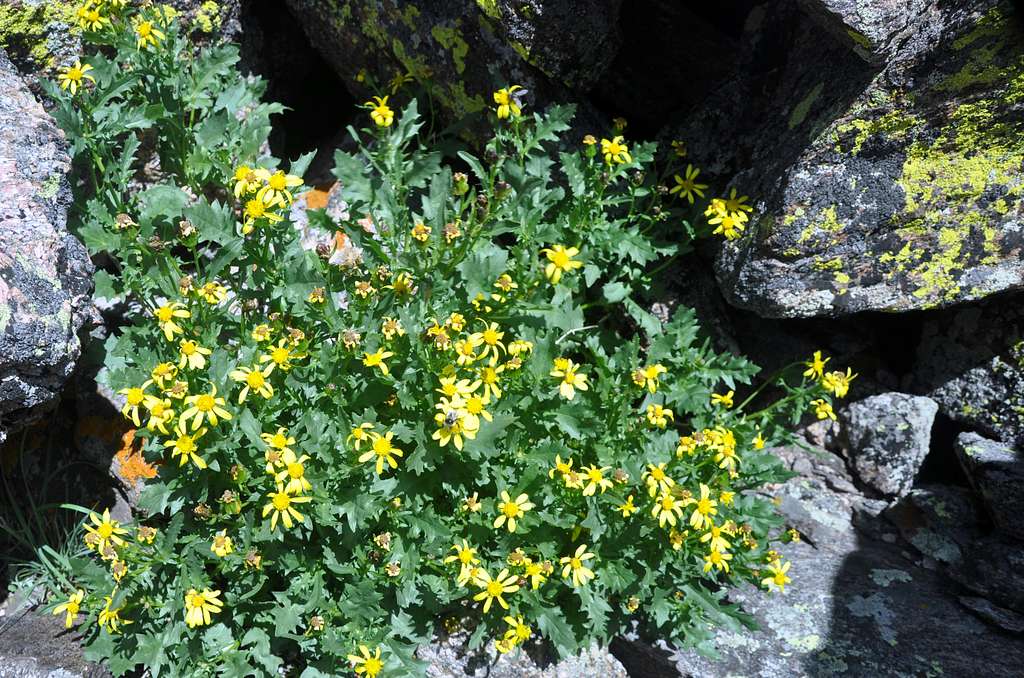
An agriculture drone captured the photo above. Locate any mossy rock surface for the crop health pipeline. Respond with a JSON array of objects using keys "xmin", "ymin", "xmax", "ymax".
[{"xmin": 715, "ymin": 0, "xmax": 1024, "ymax": 317}]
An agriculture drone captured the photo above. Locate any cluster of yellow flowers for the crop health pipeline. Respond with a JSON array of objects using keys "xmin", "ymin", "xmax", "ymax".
[
  {"xmin": 705, "ymin": 188, "xmax": 754, "ymax": 241},
  {"xmin": 232, "ymin": 165, "xmax": 303, "ymax": 233},
  {"xmin": 804, "ymin": 350, "xmax": 857, "ymax": 420}
]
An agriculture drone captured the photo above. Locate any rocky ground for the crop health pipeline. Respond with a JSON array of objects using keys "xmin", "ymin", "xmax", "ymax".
[{"xmin": 1, "ymin": 0, "xmax": 1023, "ymax": 676}]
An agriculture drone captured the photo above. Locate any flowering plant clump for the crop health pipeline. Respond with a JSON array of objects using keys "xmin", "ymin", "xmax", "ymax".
[{"xmin": 39, "ymin": 3, "xmax": 854, "ymax": 676}]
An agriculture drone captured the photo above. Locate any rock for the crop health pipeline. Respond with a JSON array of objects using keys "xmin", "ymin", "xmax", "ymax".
[
  {"xmin": 954, "ymin": 432, "xmax": 1024, "ymax": 539},
  {"xmin": 418, "ymin": 630, "xmax": 625, "ymax": 678},
  {"xmin": 0, "ymin": 591, "xmax": 110, "ymax": 678},
  {"xmin": 840, "ymin": 393, "xmax": 938, "ymax": 498},
  {"xmin": 948, "ymin": 534, "xmax": 1024, "ymax": 615},
  {"xmin": 959, "ymin": 596, "xmax": 1024, "ymax": 634},
  {"xmin": 795, "ymin": 0, "xmax": 942, "ymax": 63},
  {"xmin": 282, "ymin": 0, "xmax": 617, "ymax": 121},
  {"xmin": 882, "ymin": 484, "xmax": 982, "ymax": 569},
  {"xmin": 911, "ymin": 297, "xmax": 1024, "ymax": 449},
  {"xmin": 713, "ymin": 0, "xmax": 1024, "ymax": 317},
  {"xmin": 0, "ymin": 48, "xmax": 93, "ymax": 444},
  {"xmin": 610, "ymin": 445, "xmax": 1024, "ymax": 677}
]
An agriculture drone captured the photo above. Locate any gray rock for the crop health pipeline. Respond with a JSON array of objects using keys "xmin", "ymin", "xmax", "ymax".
[
  {"xmin": 955, "ymin": 432, "xmax": 1024, "ymax": 539},
  {"xmin": 948, "ymin": 535, "xmax": 1024, "ymax": 614},
  {"xmin": 796, "ymin": 0, "xmax": 941, "ymax": 63},
  {"xmin": 959, "ymin": 596, "xmax": 1024, "ymax": 634},
  {"xmin": 419, "ymin": 632, "xmax": 625, "ymax": 678},
  {"xmin": 0, "ymin": 48, "xmax": 93, "ymax": 444},
  {"xmin": 911, "ymin": 298, "xmax": 1024, "ymax": 449},
  {"xmin": 840, "ymin": 393, "xmax": 938, "ymax": 498},
  {"xmin": 712, "ymin": 0, "xmax": 1024, "ymax": 317},
  {"xmin": 0, "ymin": 593, "xmax": 110, "ymax": 678},
  {"xmin": 609, "ymin": 445, "xmax": 1024, "ymax": 677}
]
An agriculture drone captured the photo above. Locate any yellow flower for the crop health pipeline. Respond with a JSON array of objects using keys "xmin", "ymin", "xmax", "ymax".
[
  {"xmin": 632, "ymin": 363, "xmax": 667, "ymax": 393},
  {"xmin": 348, "ymin": 645, "xmax": 385, "ymax": 677},
  {"xmin": 723, "ymin": 188, "xmax": 753, "ymax": 218},
  {"xmin": 276, "ymin": 448, "xmax": 312, "ymax": 493},
  {"xmin": 540, "ymin": 245, "xmax": 582, "ymax": 284},
  {"xmin": 600, "ymin": 136, "xmax": 632, "ymax": 164},
  {"xmin": 255, "ymin": 169, "xmax": 303, "ymax": 207},
  {"xmin": 251, "ymin": 323, "xmax": 272, "ymax": 342},
  {"xmin": 232, "ymin": 165, "xmax": 259, "ymax": 197},
  {"xmin": 386, "ymin": 271, "xmax": 415, "ymax": 296},
  {"xmin": 184, "ymin": 588, "xmax": 223, "ymax": 628},
  {"xmin": 493, "ymin": 491, "xmax": 534, "ymax": 532},
  {"xmin": 703, "ymin": 549, "xmax": 733, "ymax": 573},
  {"xmin": 548, "ymin": 454, "xmax": 575, "ymax": 484},
  {"xmin": 688, "ymin": 484, "xmax": 719, "ymax": 530},
  {"xmin": 493, "ymin": 85, "xmax": 523, "ymax": 119},
  {"xmin": 463, "ymin": 393, "xmax": 493, "ymax": 427},
  {"xmin": 463, "ymin": 492, "xmax": 482, "ymax": 513},
  {"xmin": 720, "ymin": 490, "xmax": 735, "ymax": 506},
  {"xmin": 381, "ymin": 317, "xmax": 405, "ymax": 340},
  {"xmin": 581, "ymin": 465, "xmax": 613, "ymax": 496},
  {"xmin": 432, "ymin": 399, "xmax": 479, "ymax": 450},
  {"xmin": 559, "ymin": 544, "xmax": 596, "ymax": 587},
  {"xmin": 98, "ymin": 594, "xmax": 130, "ymax": 633},
  {"xmin": 178, "ymin": 339, "xmax": 211, "ymax": 370},
  {"xmin": 358, "ymin": 431, "xmax": 403, "ymax": 474},
  {"xmin": 366, "ymin": 95, "xmax": 394, "ymax": 127},
  {"xmin": 411, "ymin": 222, "xmax": 431, "ymax": 242},
  {"xmin": 646, "ymin": 403, "xmax": 674, "ymax": 429},
  {"xmin": 753, "ymin": 432, "xmax": 766, "ymax": 450},
  {"xmin": 643, "ymin": 463, "xmax": 675, "ymax": 497},
  {"xmin": 669, "ymin": 165, "xmax": 708, "ymax": 204},
  {"xmin": 363, "ymin": 349, "xmax": 395, "ymax": 376},
  {"xmin": 803, "ymin": 350, "xmax": 830, "ymax": 379},
  {"xmin": 494, "ymin": 273, "xmax": 517, "ymax": 293},
  {"xmin": 142, "ymin": 394, "xmax": 175, "ymax": 434},
  {"xmin": 149, "ymin": 362, "xmax": 178, "ymax": 390},
  {"xmin": 469, "ymin": 321, "xmax": 505, "ymax": 364},
  {"xmin": 58, "ymin": 60, "xmax": 95, "ymax": 95},
  {"xmin": 229, "ymin": 363, "xmax": 274, "ymax": 403},
  {"xmin": 477, "ymin": 365, "xmax": 504, "ymax": 401},
  {"xmin": 181, "ymin": 385, "xmax": 232, "ymax": 430},
  {"xmin": 822, "ymin": 368, "xmax": 857, "ymax": 398},
  {"xmin": 709, "ymin": 211, "xmax": 747, "ymax": 241},
  {"xmin": 651, "ymin": 492, "xmax": 684, "ymax": 527},
  {"xmin": 118, "ymin": 382, "xmax": 151, "ymax": 426},
  {"xmin": 164, "ymin": 421, "xmax": 208, "ymax": 469},
  {"xmin": 550, "ymin": 358, "xmax": 588, "ymax": 400},
  {"xmin": 211, "ymin": 530, "xmax": 233, "ymax": 557},
  {"xmin": 472, "ymin": 568, "xmax": 520, "ymax": 612},
  {"xmin": 523, "ymin": 559, "xmax": 548, "ymax": 589},
  {"xmin": 700, "ymin": 523, "xmax": 732, "ymax": 552},
  {"xmin": 134, "ymin": 18, "xmax": 166, "ymax": 49},
  {"xmin": 78, "ymin": 6, "xmax": 109, "ymax": 31},
  {"xmin": 443, "ymin": 539, "xmax": 480, "ymax": 586},
  {"xmin": 503, "ymin": 615, "xmax": 532, "ymax": 644},
  {"xmin": 136, "ymin": 526, "xmax": 157, "ymax": 544},
  {"xmin": 53, "ymin": 590, "xmax": 84, "ymax": 629},
  {"xmin": 259, "ymin": 338, "xmax": 305, "ymax": 373},
  {"xmin": 262, "ymin": 483, "xmax": 312, "ymax": 530},
  {"xmin": 711, "ymin": 390, "xmax": 734, "ymax": 408},
  {"xmin": 761, "ymin": 560, "xmax": 792, "ymax": 592},
  {"xmin": 243, "ymin": 198, "xmax": 283, "ymax": 230},
  {"xmin": 347, "ymin": 423, "xmax": 375, "ymax": 450},
  {"xmin": 811, "ymin": 398, "xmax": 837, "ymax": 421},
  {"xmin": 617, "ymin": 495, "xmax": 638, "ymax": 517}
]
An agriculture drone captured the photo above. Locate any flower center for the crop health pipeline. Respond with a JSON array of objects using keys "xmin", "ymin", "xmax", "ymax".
[
  {"xmin": 502, "ymin": 503, "xmax": 521, "ymax": 518},
  {"xmin": 196, "ymin": 394, "xmax": 215, "ymax": 411},
  {"xmin": 127, "ymin": 388, "xmax": 144, "ymax": 405},
  {"xmin": 247, "ymin": 371, "xmax": 265, "ymax": 388},
  {"xmin": 288, "ymin": 462, "xmax": 304, "ymax": 478},
  {"xmin": 487, "ymin": 581, "xmax": 505, "ymax": 596},
  {"xmin": 271, "ymin": 347, "xmax": 289, "ymax": 363},
  {"xmin": 272, "ymin": 493, "xmax": 291, "ymax": 511}
]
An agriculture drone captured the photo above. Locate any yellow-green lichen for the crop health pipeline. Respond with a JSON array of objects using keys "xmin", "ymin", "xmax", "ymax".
[
  {"xmin": 475, "ymin": 0, "xmax": 501, "ymax": 21},
  {"xmin": 37, "ymin": 173, "xmax": 61, "ymax": 200},
  {"xmin": 836, "ymin": 109, "xmax": 923, "ymax": 155},
  {"xmin": 0, "ymin": 1, "xmax": 79, "ymax": 69},
  {"xmin": 788, "ymin": 82, "xmax": 824, "ymax": 130},
  {"xmin": 431, "ymin": 23, "xmax": 470, "ymax": 75},
  {"xmin": 847, "ymin": 29, "xmax": 872, "ymax": 50},
  {"xmin": 398, "ymin": 5, "xmax": 420, "ymax": 32},
  {"xmin": 798, "ymin": 205, "xmax": 844, "ymax": 247},
  {"xmin": 812, "ymin": 256, "xmax": 844, "ymax": 272}
]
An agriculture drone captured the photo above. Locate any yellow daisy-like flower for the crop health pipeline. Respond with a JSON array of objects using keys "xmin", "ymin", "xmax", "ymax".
[
  {"xmin": 700, "ymin": 523, "xmax": 733, "ymax": 553},
  {"xmin": 197, "ymin": 281, "xmax": 227, "ymax": 305},
  {"xmin": 669, "ymin": 164, "xmax": 708, "ymax": 204},
  {"xmin": 366, "ymin": 95, "xmax": 394, "ymax": 127},
  {"xmin": 646, "ymin": 403, "xmax": 674, "ymax": 429},
  {"xmin": 811, "ymin": 398, "xmax": 837, "ymax": 421},
  {"xmin": 134, "ymin": 18, "xmax": 166, "ymax": 49},
  {"xmin": 503, "ymin": 615, "xmax": 532, "ymax": 644},
  {"xmin": 261, "ymin": 426, "xmax": 296, "ymax": 452},
  {"xmin": 709, "ymin": 211, "xmax": 747, "ymax": 241},
  {"xmin": 52, "ymin": 590, "xmax": 84, "ymax": 629},
  {"xmin": 643, "ymin": 463, "xmax": 675, "ymax": 497},
  {"xmin": 178, "ymin": 339, "xmax": 211, "ymax": 370},
  {"xmin": 77, "ymin": 6, "xmax": 109, "ymax": 31},
  {"xmin": 229, "ymin": 363, "xmax": 274, "ymax": 403},
  {"xmin": 381, "ymin": 317, "xmax": 405, "ymax": 340},
  {"xmin": 255, "ymin": 169, "xmax": 303, "ymax": 207},
  {"xmin": 347, "ymin": 645, "xmax": 385, "ymax": 677},
  {"xmin": 580, "ymin": 464, "xmax": 612, "ymax": 496},
  {"xmin": 688, "ymin": 483, "xmax": 719, "ymax": 530},
  {"xmin": 163, "ymin": 421, "xmax": 208, "ymax": 469},
  {"xmin": 84, "ymin": 509, "xmax": 129, "ymax": 554},
  {"xmin": 411, "ymin": 222, "xmax": 431, "ymax": 242},
  {"xmin": 550, "ymin": 358, "xmax": 588, "ymax": 401},
  {"xmin": 600, "ymin": 136, "xmax": 631, "ymax": 165},
  {"xmin": 711, "ymin": 390, "xmax": 734, "ymax": 408},
  {"xmin": 347, "ymin": 423, "xmax": 375, "ymax": 450},
  {"xmin": 232, "ymin": 165, "xmax": 259, "ymax": 197},
  {"xmin": 540, "ymin": 244, "xmax": 582, "ymax": 284},
  {"xmin": 822, "ymin": 368, "xmax": 857, "ymax": 398},
  {"xmin": 362, "ymin": 349, "xmax": 395, "ymax": 377},
  {"xmin": 57, "ymin": 60, "xmax": 95, "ymax": 96},
  {"xmin": 493, "ymin": 491, "xmax": 534, "ymax": 533},
  {"xmin": 469, "ymin": 321, "xmax": 506, "ymax": 364},
  {"xmin": 560, "ymin": 544, "xmax": 596, "ymax": 587},
  {"xmin": 150, "ymin": 361, "xmax": 178, "ymax": 389},
  {"xmin": 262, "ymin": 483, "xmax": 312, "ymax": 531},
  {"xmin": 142, "ymin": 394, "xmax": 175, "ymax": 435},
  {"xmin": 210, "ymin": 530, "xmax": 233, "ymax": 558},
  {"xmin": 632, "ymin": 363, "xmax": 667, "ymax": 393},
  {"xmin": 478, "ymin": 364, "xmax": 504, "ymax": 401},
  {"xmin": 472, "ymin": 568, "xmax": 520, "ymax": 612},
  {"xmin": 358, "ymin": 430, "xmax": 403, "ymax": 474},
  {"xmin": 761, "ymin": 560, "xmax": 792, "ymax": 592},
  {"xmin": 651, "ymin": 492, "xmax": 684, "ymax": 528},
  {"xmin": 276, "ymin": 448, "xmax": 312, "ymax": 493},
  {"xmin": 184, "ymin": 588, "xmax": 223, "ymax": 628},
  {"xmin": 493, "ymin": 85, "xmax": 523, "ymax": 120},
  {"xmin": 617, "ymin": 495, "xmax": 638, "ymax": 518},
  {"xmin": 118, "ymin": 382, "xmax": 151, "ymax": 427},
  {"xmin": 703, "ymin": 548, "xmax": 733, "ymax": 573},
  {"xmin": 432, "ymin": 400, "xmax": 479, "ymax": 451},
  {"xmin": 259, "ymin": 338, "xmax": 305, "ymax": 373},
  {"xmin": 443, "ymin": 539, "xmax": 480, "ymax": 586},
  {"xmin": 98, "ymin": 594, "xmax": 130, "ymax": 633},
  {"xmin": 803, "ymin": 350, "xmax": 830, "ymax": 379},
  {"xmin": 181, "ymin": 386, "xmax": 232, "ymax": 431}
]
